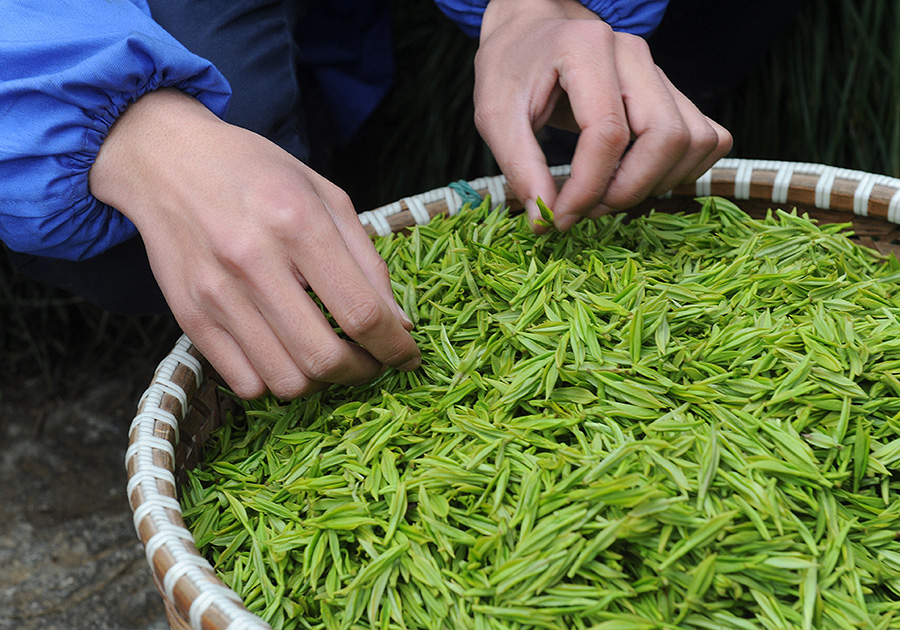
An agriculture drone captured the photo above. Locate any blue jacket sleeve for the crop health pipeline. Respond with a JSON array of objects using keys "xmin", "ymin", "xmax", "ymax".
[
  {"xmin": 434, "ymin": 0, "xmax": 669, "ymax": 39},
  {"xmin": 0, "ymin": 0, "xmax": 232, "ymax": 261}
]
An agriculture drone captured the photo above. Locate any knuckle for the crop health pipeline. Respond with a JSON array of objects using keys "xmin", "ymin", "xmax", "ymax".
[
  {"xmin": 265, "ymin": 199, "xmax": 317, "ymax": 241},
  {"xmin": 231, "ymin": 378, "xmax": 266, "ymax": 401},
  {"xmin": 250, "ymin": 181, "xmax": 331, "ymax": 240},
  {"xmin": 381, "ymin": 341, "xmax": 420, "ymax": 369},
  {"xmin": 191, "ymin": 269, "xmax": 233, "ymax": 305},
  {"xmin": 691, "ymin": 123, "xmax": 721, "ymax": 158},
  {"xmin": 561, "ymin": 18, "xmax": 614, "ymax": 46},
  {"xmin": 268, "ymin": 376, "xmax": 308, "ymax": 401},
  {"xmin": 364, "ymin": 252, "xmax": 391, "ymax": 283},
  {"xmin": 214, "ymin": 237, "xmax": 263, "ymax": 275},
  {"xmin": 473, "ymin": 101, "xmax": 501, "ymax": 138},
  {"xmin": 303, "ymin": 341, "xmax": 348, "ymax": 382},
  {"xmin": 321, "ymin": 182, "xmax": 355, "ymax": 215},
  {"xmin": 616, "ymin": 31, "xmax": 652, "ymax": 58},
  {"xmin": 340, "ymin": 295, "xmax": 386, "ymax": 339},
  {"xmin": 654, "ymin": 120, "xmax": 691, "ymax": 152},
  {"xmin": 596, "ymin": 116, "xmax": 631, "ymax": 152},
  {"xmin": 717, "ymin": 127, "xmax": 734, "ymax": 155}
]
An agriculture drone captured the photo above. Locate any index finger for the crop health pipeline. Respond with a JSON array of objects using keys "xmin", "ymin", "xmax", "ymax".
[
  {"xmin": 315, "ymin": 181, "xmax": 415, "ymax": 331},
  {"xmin": 290, "ymin": 205, "xmax": 421, "ymax": 372},
  {"xmin": 476, "ymin": 102, "xmax": 560, "ymax": 232}
]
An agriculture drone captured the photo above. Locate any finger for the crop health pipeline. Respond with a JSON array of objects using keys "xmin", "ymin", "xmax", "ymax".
[
  {"xmin": 647, "ymin": 71, "xmax": 733, "ymax": 195},
  {"xmin": 183, "ymin": 219, "xmax": 391, "ymax": 394},
  {"xmin": 176, "ymin": 298, "xmax": 316, "ymax": 400},
  {"xmin": 549, "ymin": 29, "xmax": 631, "ymax": 231},
  {"xmin": 279, "ymin": 206, "xmax": 421, "ymax": 372},
  {"xmin": 473, "ymin": 75, "xmax": 559, "ymax": 231},
  {"xmin": 190, "ymin": 280, "xmax": 355, "ymax": 398},
  {"xmin": 185, "ymin": 321, "xmax": 269, "ymax": 400},
  {"xmin": 222, "ymin": 310, "xmax": 329, "ymax": 399},
  {"xmin": 594, "ymin": 38, "xmax": 692, "ymax": 212},
  {"xmin": 659, "ymin": 75, "xmax": 733, "ymax": 186},
  {"xmin": 315, "ymin": 181, "xmax": 415, "ymax": 330},
  {"xmin": 146, "ymin": 247, "xmax": 273, "ymax": 400},
  {"xmin": 682, "ymin": 116, "xmax": 731, "ymax": 183},
  {"xmin": 242, "ymin": 257, "xmax": 397, "ymax": 388}
]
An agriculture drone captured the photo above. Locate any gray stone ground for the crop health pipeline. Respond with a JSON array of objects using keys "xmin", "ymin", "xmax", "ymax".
[{"xmin": 1, "ymin": 370, "xmax": 170, "ymax": 630}]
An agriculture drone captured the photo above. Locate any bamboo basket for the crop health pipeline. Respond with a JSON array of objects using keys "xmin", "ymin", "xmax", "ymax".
[{"xmin": 126, "ymin": 158, "xmax": 900, "ymax": 630}]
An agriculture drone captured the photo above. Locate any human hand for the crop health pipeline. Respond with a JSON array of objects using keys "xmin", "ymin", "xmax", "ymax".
[
  {"xmin": 475, "ymin": 0, "xmax": 733, "ymax": 231},
  {"xmin": 90, "ymin": 89, "xmax": 420, "ymax": 399}
]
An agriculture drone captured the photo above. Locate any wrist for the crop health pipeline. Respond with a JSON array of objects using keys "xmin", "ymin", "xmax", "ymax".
[
  {"xmin": 89, "ymin": 88, "xmax": 219, "ymax": 217},
  {"xmin": 481, "ymin": 0, "xmax": 597, "ymax": 42}
]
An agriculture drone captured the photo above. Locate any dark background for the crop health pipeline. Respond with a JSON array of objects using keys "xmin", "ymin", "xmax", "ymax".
[{"xmin": 2, "ymin": 1, "xmax": 898, "ymax": 628}]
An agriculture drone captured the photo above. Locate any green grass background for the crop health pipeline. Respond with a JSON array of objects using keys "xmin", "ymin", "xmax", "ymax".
[{"xmin": 2, "ymin": 0, "xmax": 898, "ymax": 393}]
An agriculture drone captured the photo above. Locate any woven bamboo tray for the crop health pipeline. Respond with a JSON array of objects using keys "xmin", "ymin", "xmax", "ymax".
[{"xmin": 126, "ymin": 158, "xmax": 900, "ymax": 630}]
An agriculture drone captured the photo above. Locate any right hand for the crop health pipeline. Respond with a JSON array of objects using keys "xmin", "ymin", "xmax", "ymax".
[{"xmin": 90, "ymin": 89, "xmax": 420, "ymax": 400}]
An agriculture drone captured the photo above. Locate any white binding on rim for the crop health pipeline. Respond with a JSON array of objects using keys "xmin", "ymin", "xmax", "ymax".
[
  {"xmin": 549, "ymin": 164, "xmax": 572, "ymax": 178},
  {"xmin": 695, "ymin": 167, "xmax": 714, "ymax": 197},
  {"xmin": 443, "ymin": 186, "xmax": 464, "ymax": 215},
  {"xmin": 889, "ymin": 188, "xmax": 900, "ymax": 224},
  {"xmin": 699, "ymin": 160, "xmax": 900, "ymax": 218},
  {"xmin": 126, "ymin": 434, "xmax": 175, "ymax": 464},
  {"xmin": 128, "ymin": 333, "xmax": 272, "ymax": 630},
  {"xmin": 125, "ymin": 452, "xmax": 176, "ymax": 500},
  {"xmin": 143, "ymin": 522, "xmax": 197, "ymax": 568},
  {"xmin": 226, "ymin": 616, "xmax": 270, "ymax": 630},
  {"xmin": 358, "ymin": 209, "xmax": 392, "ymax": 237},
  {"xmin": 148, "ymin": 378, "xmax": 189, "ymax": 419},
  {"xmin": 129, "ymin": 408, "xmax": 179, "ymax": 442},
  {"xmin": 169, "ymin": 346, "xmax": 203, "ymax": 389},
  {"xmin": 477, "ymin": 174, "xmax": 507, "ymax": 207},
  {"xmin": 815, "ymin": 166, "xmax": 838, "ymax": 208},
  {"xmin": 771, "ymin": 161, "xmax": 796, "ymax": 204},
  {"xmin": 379, "ymin": 200, "xmax": 404, "ymax": 217},
  {"xmin": 854, "ymin": 173, "xmax": 877, "ymax": 216},
  {"xmin": 733, "ymin": 159, "xmax": 755, "ymax": 199},
  {"xmin": 190, "ymin": 585, "xmax": 247, "ymax": 630},
  {"xmin": 163, "ymin": 554, "xmax": 215, "ymax": 602},
  {"xmin": 403, "ymin": 195, "xmax": 431, "ymax": 225},
  {"xmin": 130, "ymin": 160, "xmax": 900, "ymax": 630}
]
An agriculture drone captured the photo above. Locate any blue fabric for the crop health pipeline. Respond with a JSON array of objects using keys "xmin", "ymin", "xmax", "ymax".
[
  {"xmin": 295, "ymin": 1, "xmax": 394, "ymax": 144},
  {"xmin": 433, "ymin": 0, "xmax": 490, "ymax": 38},
  {"xmin": 0, "ymin": 0, "xmax": 231, "ymax": 261},
  {"xmin": 434, "ymin": 0, "xmax": 669, "ymax": 38},
  {"xmin": 0, "ymin": 0, "xmax": 668, "ymax": 264},
  {"xmin": 147, "ymin": 0, "xmax": 313, "ymax": 163}
]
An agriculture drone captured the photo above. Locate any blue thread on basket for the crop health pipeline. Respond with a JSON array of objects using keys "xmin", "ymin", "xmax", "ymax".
[{"xmin": 449, "ymin": 180, "xmax": 483, "ymax": 208}]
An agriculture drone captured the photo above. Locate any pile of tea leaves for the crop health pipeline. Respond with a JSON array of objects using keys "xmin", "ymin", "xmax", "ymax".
[{"xmin": 182, "ymin": 197, "xmax": 900, "ymax": 630}]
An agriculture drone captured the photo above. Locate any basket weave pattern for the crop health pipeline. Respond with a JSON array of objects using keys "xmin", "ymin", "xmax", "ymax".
[{"xmin": 126, "ymin": 158, "xmax": 900, "ymax": 630}]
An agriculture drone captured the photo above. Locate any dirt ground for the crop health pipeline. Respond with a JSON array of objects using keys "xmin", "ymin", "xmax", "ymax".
[{"xmin": 0, "ymin": 350, "xmax": 172, "ymax": 629}]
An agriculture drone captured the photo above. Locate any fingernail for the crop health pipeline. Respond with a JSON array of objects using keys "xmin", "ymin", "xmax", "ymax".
[
  {"xmin": 524, "ymin": 199, "xmax": 540, "ymax": 221},
  {"xmin": 397, "ymin": 304, "xmax": 414, "ymax": 330},
  {"xmin": 398, "ymin": 356, "xmax": 421, "ymax": 372}
]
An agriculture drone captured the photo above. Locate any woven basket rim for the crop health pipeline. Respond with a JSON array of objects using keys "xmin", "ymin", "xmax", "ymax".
[{"xmin": 126, "ymin": 157, "xmax": 900, "ymax": 630}]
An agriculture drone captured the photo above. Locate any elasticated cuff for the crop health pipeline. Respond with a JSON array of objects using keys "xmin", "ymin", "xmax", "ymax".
[{"xmin": 0, "ymin": 0, "xmax": 231, "ymax": 261}]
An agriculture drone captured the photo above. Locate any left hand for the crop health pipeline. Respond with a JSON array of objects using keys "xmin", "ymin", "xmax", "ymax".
[{"xmin": 474, "ymin": 0, "xmax": 733, "ymax": 231}]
